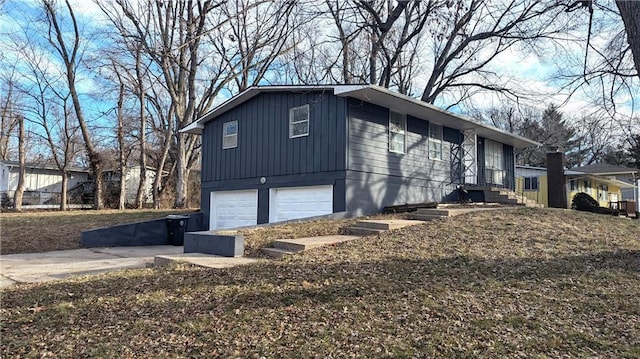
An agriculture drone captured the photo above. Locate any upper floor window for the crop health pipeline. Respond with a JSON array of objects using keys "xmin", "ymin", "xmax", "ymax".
[
  {"xmin": 289, "ymin": 104, "xmax": 309, "ymax": 138},
  {"xmin": 223, "ymin": 120, "xmax": 238, "ymax": 149},
  {"xmin": 524, "ymin": 176, "xmax": 539, "ymax": 191},
  {"xmin": 429, "ymin": 123, "xmax": 443, "ymax": 160},
  {"xmin": 389, "ymin": 111, "xmax": 406, "ymax": 153}
]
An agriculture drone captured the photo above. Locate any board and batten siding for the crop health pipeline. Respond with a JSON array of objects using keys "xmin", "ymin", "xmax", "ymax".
[
  {"xmin": 201, "ymin": 91, "xmax": 348, "ymax": 183},
  {"xmin": 345, "ymin": 98, "xmax": 460, "ymax": 215},
  {"xmin": 200, "ymin": 90, "xmax": 349, "ymax": 226}
]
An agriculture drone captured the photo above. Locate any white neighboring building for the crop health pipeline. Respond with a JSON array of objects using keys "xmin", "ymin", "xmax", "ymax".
[
  {"xmin": 103, "ymin": 166, "xmax": 156, "ymax": 205},
  {"xmin": 1, "ymin": 161, "xmax": 157, "ymax": 208},
  {"xmin": 0, "ymin": 160, "xmax": 90, "ymax": 207}
]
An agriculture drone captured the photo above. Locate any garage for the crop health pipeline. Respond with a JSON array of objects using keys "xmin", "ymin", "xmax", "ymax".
[
  {"xmin": 210, "ymin": 190, "xmax": 258, "ymax": 230},
  {"xmin": 269, "ymin": 185, "xmax": 333, "ymax": 223}
]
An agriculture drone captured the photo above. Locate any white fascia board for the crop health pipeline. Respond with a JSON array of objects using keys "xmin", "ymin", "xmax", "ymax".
[{"xmin": 180, "ymin": 121, "xmax": 205, "ymax": 134}]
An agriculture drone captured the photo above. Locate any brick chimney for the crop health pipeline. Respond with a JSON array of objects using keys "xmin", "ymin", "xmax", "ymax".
[{"xmin": 546, "ymin": 147, "xmax": 567, "ymax": 208}]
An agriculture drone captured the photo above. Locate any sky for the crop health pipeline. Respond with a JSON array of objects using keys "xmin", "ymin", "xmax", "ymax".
[{"xmin": 1, "ymin": 0, "xmax": 638, "ymax": 159}]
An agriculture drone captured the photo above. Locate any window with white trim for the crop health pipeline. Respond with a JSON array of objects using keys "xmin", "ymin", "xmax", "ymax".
[
  {"xmin": 389, "ymin": 111, "xmax": 406, "ymax": 153},
  {"xmin": 222, "ymin": 120, "xmax": 238, "ymax": 149},
  {"xmin": 289, "ymin": 104, "xmax": 309, "ymax": 138},
  {"xmin": 524, "ymin": 176, "xmax": 539, "ymax": 191},
  {"xmin": 429, "ymin": 123, "xmax": 443, "ymax": 160}
]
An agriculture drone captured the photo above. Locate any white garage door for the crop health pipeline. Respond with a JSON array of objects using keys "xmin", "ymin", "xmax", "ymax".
[
  {"xmin": 210, "ymin": 190, "xmax": 258, "ymax": 230},
  {"xmin": 270, "ymin": 185, "xmax": 333, "ymax": 223}
]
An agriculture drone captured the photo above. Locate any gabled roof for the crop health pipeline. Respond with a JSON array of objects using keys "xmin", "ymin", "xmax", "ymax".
[
  {"xmin": 182, "ymin": 85, "xmax": 541, "ymax": 148},
  {"xmin": 569, "ymin": 163, "xmax": 638, "ymax": 175}
]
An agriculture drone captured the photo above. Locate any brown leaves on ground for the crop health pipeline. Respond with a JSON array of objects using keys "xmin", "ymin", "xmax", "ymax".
[
  {"xmin": 1, "ymin": 208, "xmax": 639, "ymax": 358},
  {"xmin": 0, "ymin": 209, "xmax": 195, "ymax": 254}
]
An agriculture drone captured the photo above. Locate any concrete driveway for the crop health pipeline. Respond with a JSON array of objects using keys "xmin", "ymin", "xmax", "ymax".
[{"xmin": 0, "ymin": 246, "xmax": 184, "ymax": 289}]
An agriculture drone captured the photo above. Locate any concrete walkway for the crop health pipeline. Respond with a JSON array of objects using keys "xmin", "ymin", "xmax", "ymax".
[{"xmin": 0, "ymin": 246, "xmax": 260, "ymax": 289}]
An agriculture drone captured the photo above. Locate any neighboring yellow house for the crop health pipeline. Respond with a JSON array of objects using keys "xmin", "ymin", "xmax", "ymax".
[
  {"xmin": 515, "ymin": 165, "xmax": 634, "ymax": 208},
  {"xmin": 515, "ymin": 166, "xmax": 549, "ymax": 207}
]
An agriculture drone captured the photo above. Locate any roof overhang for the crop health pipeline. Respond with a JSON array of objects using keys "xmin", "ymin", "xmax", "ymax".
[
  {"xmin": 567, "ymin": 174, "xmax": 636, "ymax": 188},
  {"xmin": 182, "ymin": 84, "xmax": 541, "ymax": 148},
  {"xmin": 334, "ymin": 85, "xmax": 540, "ymax": 148}
]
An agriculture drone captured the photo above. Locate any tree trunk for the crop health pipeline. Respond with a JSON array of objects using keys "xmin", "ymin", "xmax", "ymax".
[
  {"xmin": 616, "ymin": 1, "xmax": 640, "ymax": 77},
  {"xmin": 119, "ymin": 163, "xmax": 126, "ymax": 210},
  {"xmin": 13, "ymin": 115, "xmax": 25, "ymax": 211},
  {"xmin": 116, "ymin": 81, "xmax": 126, "ymax": 210},
  {"xmin": 135, "ymin": 46, "xmax": 147, "ymax": 209},
  {"xmin": 152, "ymin": 119, "xmax": 172, "ymax": 209},
  {"xmin": 60, "ymin": 168, "xmax": 68, "ymax": 211},
  {"xmin": 44, "ymin": 0, "xmax": 103, "ymax": 209},
  {"xmin": 174, "ymin": 133, "xmax": 187, "ymax": 208}
]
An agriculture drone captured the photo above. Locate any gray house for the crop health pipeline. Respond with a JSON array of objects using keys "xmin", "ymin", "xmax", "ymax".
[{"xmin": 183, "ymin": 85, "xmax": 539, "ymax": 230}]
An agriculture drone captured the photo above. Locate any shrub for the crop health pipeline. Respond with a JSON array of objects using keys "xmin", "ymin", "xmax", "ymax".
[
  {"xmin": 572, "ymin": 192, "xmax": 619, "ymax": 216},
  {"xmin": 572, "ymin": 192, "xmax": 599, "ymax": 211}
]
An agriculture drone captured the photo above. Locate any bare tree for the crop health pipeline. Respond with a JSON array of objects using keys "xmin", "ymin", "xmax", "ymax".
[
  {"xmin": 0, "ymin": 76, "xmax": 19, "ymax": 161},
  {"xmin": 99, "ymin": 0, "xmax": 305, "ymax": 208},
  {"xmin": 114, "ymin": 70, "xmax": 128, "ymax": 210},
  {"xmin": 325, "ymin": 0, "xmax": 360, "ymax": 84},
  {"xmin": 319, "ymin": 0, "xmax": 570, "ymax": 102},
  {"xmin": 214, "ymin": 0, "xmax": 300, "ymax": 91},
  {"xmin": 356, "ymin": 0, "xmax": 435, "ymax": 90},
  {"xmin": 133, "ymin": 44, "xmax": 148, "ymax": 209},
  {"xmin": 572, "ymin": 115, "xmax": 615, "ymax": 166},
  {"xmin": 13, "ymin": 114, "xmax": 25, "ymax": 211},
  {"xmin": 99, "ymin": 0, "xmax": 221, "ymax": 208},
  {"xmin": 419, "ymin": 0, "xmax": 570, "ymax": 105},
  {"xmin": 554, "ymin": 1, "xmax": 638, "ymax": 164},
  {"xmin": 616, "ymin": 1, "xmax": 640, "ymax": 78},
  {"xmin": 146, "ymin": 88, "xmax": 173, "ymax": 209},
  {"xmin": 42, "ymin": 0, "xmax": 104, "ymax": 209}
]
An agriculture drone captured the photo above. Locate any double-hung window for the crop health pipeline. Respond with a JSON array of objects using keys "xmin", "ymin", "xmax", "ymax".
[
  {"xmin": 289, "ymin": 104, "xmax": 309, "ymax": 138},
  {"xmin": 429, "ymin": 123, "xmax": 443, "ymax": 160},
  {"xmin": 222, "ymin": 120, "xmax": 238, "ymax": 149},
  {"xmin": 389, "ymin": 111, "xmax": 406, "ymax": 153},
  {"xmin": 524, "ymin": 176, "xmax": 539, "ymax": 191}
]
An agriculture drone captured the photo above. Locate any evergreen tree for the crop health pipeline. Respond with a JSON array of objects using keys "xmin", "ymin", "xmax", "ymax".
[{"xmin": 515, "ymin": 104, "xmax": 584, "ymax": 167}]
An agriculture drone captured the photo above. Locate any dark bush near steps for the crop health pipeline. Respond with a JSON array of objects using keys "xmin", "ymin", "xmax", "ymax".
[{"xmin": 572, "ymin": 192, "xmax": 619, "ymax": 216}]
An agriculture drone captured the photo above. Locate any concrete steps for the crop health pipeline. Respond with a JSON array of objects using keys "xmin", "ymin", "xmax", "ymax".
[
  {"xmin": 343, "ymin": 219, "xmax": 424, "ymax": 236},
  {"xmin": 260, "ymin": 247, "xmax": 297, "ymax": 259},
  {"xmin": 485, "ymin": 187, "xmax": 543, "ymax": 208},
  {"xmin": 343, "ymin": 226, "xmax": 385, "ymax": 236},
  {"xmin": 155, "ymin": 253, "xmax": 262, "ymax": 268},
  {"xmin": 261, "ymin": 220, "xmax": 424, "ymax": 258},
  {"xmin": 261, "ymin": 235, "xmax": 361, "ymax": 258},
  {"xmin": 410, "ymin": 205, "xmax": 517, "ymax": 221}
]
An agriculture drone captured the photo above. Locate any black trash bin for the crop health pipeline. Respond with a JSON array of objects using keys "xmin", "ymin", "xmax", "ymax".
[{"xmin": 166, "ymin": 214, "xmax": 191, "ymax": 246}]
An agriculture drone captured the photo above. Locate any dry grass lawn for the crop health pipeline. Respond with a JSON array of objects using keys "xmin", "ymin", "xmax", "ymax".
[
  {"xmin": 1, "ymin": 208, "xmax": 639, "ymax": 357},
  {"xmin": 0, "ymin": 209, "xmax": 195, "ymax": 254}
]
